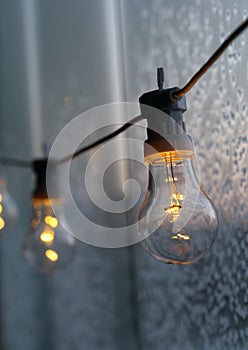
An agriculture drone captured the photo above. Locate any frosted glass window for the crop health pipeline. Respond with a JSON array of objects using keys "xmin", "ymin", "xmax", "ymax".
[{"xmin": 1, "ymin": 0, "xmax": 248, "ymax": 349}]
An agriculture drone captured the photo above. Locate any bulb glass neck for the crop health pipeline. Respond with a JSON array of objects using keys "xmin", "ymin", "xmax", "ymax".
[
  {"xmin": 32, "ymin": 197, "xmax": 65, "ymax": 206},
  {"xmin": 145, "ymin": 150, "xmax": 195, "ymax": 165}
]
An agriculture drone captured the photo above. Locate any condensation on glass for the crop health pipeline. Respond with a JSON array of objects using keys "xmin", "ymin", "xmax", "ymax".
[{"xmin": 125, "ymin": 0, "xmax": 248, "ymax": 349}]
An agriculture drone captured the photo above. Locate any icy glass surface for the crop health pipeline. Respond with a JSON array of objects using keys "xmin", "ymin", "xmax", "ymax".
[{"xmin": 123, "ymin": 0, "xmax": 248, "ymax": 349}]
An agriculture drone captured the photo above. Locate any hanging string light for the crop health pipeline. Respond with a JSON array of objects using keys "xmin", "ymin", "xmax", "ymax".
[
  {"xmin": 22, "ymin": 160, "xmax": 76, "ymax": 273},
  {"xmin": 0, "ymin": 17, "xmax": 247, "ymax": 267}
]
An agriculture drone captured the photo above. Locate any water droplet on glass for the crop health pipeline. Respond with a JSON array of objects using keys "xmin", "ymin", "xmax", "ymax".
[
  {"xmin": 240, "ymin": 35, "xmax": 246, "ymax": 46},
  {"xmin": 237, "ymin": 87, "xmax": 244, "ymax": 101},
  {"xmin": 233, "ymin": 3, "xmax": 238, "ymax": 15},
  {"xmin": 225, "ymin": 9, "xmax": 231, "ymax": 21}
]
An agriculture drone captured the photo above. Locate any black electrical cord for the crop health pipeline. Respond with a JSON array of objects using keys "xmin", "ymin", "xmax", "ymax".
[
  {"xmin": 174, "ymin": 17, "xmax": 248, "ymax": 98},
  {"xmin": 1, "ymin": 17, "xmax": 247, "ymax": 168},
  {"xmin": 56, "ymin": 115, "xmax": 145, "ymax": 165},
  {"xmin": 0, "ymin": 156, "xmax": 32, "ymax": 168},
  {"xmin": 0, "ymin": 116, "xmax": 145, "ymax": 168}
]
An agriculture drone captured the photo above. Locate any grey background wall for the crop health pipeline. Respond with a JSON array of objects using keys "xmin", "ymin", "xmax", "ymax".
[{"xmin": 1, "ymin": 0, "xmax": 248, "ymax": 349}]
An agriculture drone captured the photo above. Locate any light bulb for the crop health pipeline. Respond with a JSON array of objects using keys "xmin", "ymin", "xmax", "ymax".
[
  {"xmin": 137, "ymin": 70, "xmax": 219, "ymax": 264},
  {"xmin": 0, "ymin": 177, "xmax": 18, "ymax": 232},
  {"xmin": 23, "ymin": 159, "xmax": 76, "ymax": 273},
  {"xmin": 137, "ymin": 150, "xmax": 219, "ymax": 264},
  {"xmin": 23, "ymin": 199, "xmax": 76, "ymax": 273}
]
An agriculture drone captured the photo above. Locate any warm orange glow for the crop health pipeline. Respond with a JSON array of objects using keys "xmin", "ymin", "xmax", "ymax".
[
  {"xmin": 49, "ymin": 217, "xmax": 58, "ymax": 228},
  {"xmin": 0, "ymin": 217, "xmax": 5, "ymax": 230},
  {"xmin": 165, "ymin": 177, "xmax": 178, "ymax": 182},
  {"xmin": 45, "ymin": 249, "xmax": 59, "ymax": 262},
  {"xmin": 165, "ymin": 204, "xmax": 181, "ymax": 215},
  {"xmin": 178, "ymin": 194, "xmax": 185, "ymax": 201},
  {"xmin": 45, "ymin": 215, "xmax": 58, "ymax": 228},
  {"xmin": 171, "ymin": 233, "xmax": 191, "ymax": 240},
  {"xmin": 40, "ymin": 230, "xmax": 55, "ymax": 243},
  {"xmin": 145, "ymin": 150, "xmax": 194, "ymax": 165},
  {"xmin": 163, "ymin": 157, "xmax": 185, "ymax": 223},
  {"xmin": 0, "ymin": 194, "xmax": 2, "ymax": 202},
  {"xmin": 0, "ymin": 204, "xmax": 3, "ymax": 214},
  {"xmin": 32, "ymin": 198, "xmax": 64, "ymax": 205},
  {"xmin": 165, "ymin": 204, "xmax": 181, "ymax": 222}
]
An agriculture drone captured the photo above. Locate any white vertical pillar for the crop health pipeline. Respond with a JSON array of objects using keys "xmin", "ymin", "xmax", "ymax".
[
  {"xmin": 103, "ymin": 0, "xmax": 125, "ymax": 102},
  {"xmin": 22, "ymin": 0, "xmax": 43, "ymax": 158}
]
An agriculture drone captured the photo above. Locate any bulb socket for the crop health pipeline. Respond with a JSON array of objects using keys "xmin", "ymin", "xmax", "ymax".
[
  {"xmin": 32, "ymin": 159, "xmax": 48, "ymax": 200},
  {"xmin": 139, "ymin": 87, "xmax": 194, "ymax": 163},
  {"xmin": 32, "ymin": 159, "xmax": 63, "ymax": 202}
]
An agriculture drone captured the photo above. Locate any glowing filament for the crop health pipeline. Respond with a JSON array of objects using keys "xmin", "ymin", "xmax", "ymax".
[
  {"xmin": 40, "ymin": 230, "xmax": 55, "ymax": 243},
  {"xmin": 164, "ymin": 170, "xmax": 182, "ymax": 222},
  {"xmin": 165, "ymin": 177, "xmax": 178, "ymax": 182},
  {"xmin": 45, "ymin": 249, "xmax": 59, "ymax": 262},
  {"xmin": 164, "ymin": 154, "xmax": 185, "ymax": 223},
  {"xmin": 171, "ymin": 233, "xmax": 191, "ymax": 240},
  {"xmin": 165, "ymin": 204, "xmax": 181, "ymax": 222},
  {"xmin": 166, "ymin": 204, "xmax": 181, "ymax": 215}
]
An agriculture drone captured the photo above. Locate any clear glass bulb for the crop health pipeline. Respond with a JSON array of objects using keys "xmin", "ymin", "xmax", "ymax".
[
  {"xmin": 0, "ymin": 177, "xmax": 18, "ymax": 232},
  {"xmin": 23, "ymin": 199, "xmax": 76, "ymax": 273},
  {"xmin": 137, "ymin": 151, "xmax": 219, "ymax": 264}
]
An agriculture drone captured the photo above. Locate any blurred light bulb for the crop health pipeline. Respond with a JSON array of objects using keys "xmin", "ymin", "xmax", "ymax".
[
  {"xmin": 0, "ymin": 177, "xmax": 18, "ymax": 232},
  {"xmin": 23, "ymin": 159, "xmax": 76, "ymax": 273},
  {"xmin": 23, "ymin": 199, "xmax": 76, "ymax": 273},
  {"xmin": 137, "ymin": 150, "xmax": 219, "ymax": 264}
]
